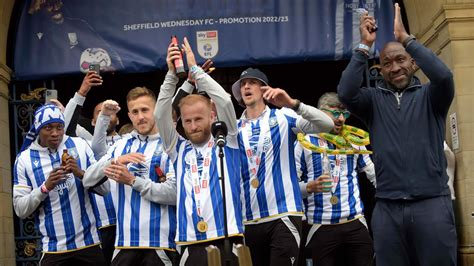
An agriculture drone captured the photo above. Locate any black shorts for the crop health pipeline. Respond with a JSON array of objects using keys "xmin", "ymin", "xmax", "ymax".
[
  {"xmin": 111, "ymin": 248, "xmax": 178, "ymax": 266},
  {"xmin": 98, "ymin": 225, "xmax": 116, "ymax": 266},
  {"xmin": 179, "ymin": 236, "xmax": 244, "ymax": 266},
  {"xmin": 307, "ymin": 218, "xmax": 373, "ymax": 266},
  {"xmin": 245, "ymin": 216, "xmax": 302, "ymax": 266},
  {"xmin": 40, "ymin": 244, "xmax": 105, "ymax": 266}
]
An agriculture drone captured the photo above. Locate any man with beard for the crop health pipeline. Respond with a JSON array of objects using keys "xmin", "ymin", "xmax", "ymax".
[
  {"xmin": 295, "ymin": 92, "xmax": 376, "ymax": 266},
  {"xmin": 338, "ymin": 4, "xmax": 456, "ymax": 265},
  {"xmin": 155, "ymin": 37, "xmax": 243, "ymax": 266},
  {"xmin": 83, "ymin": 87, "xmax": 178, "ymax": 265},
  {"xmin": 13, "ymin": 104, "xmax": 105, "ymax": 265}
]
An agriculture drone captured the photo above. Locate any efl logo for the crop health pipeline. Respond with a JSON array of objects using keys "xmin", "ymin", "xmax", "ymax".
[{"xmin": 197, "ymin": 30, "xmax": 219, "ymax": 59}]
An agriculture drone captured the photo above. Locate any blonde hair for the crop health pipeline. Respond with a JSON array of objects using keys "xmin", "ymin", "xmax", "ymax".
[
  {"xmin": 126, "ymin": 87, "xmax": 156, "ymax": 103},
  {"xmin": 178, "ymin": 94, "xmax": 212, "ymax": 111}
]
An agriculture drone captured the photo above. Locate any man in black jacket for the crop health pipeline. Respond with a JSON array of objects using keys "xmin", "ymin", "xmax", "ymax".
[{"xmin": 338, "ymin": 4, "xmax": 456, "ymax": 266}]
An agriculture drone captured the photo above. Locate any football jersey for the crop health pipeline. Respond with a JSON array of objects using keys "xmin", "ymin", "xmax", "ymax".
[
  {"xmin": 89, "ymin": 134, "xmax": 121, "ymax": 229},
  {"xmin": 13, "ymin": 136, "xmax": 100, "ymax": 252},
  {"xmin": 171, "ymin": 136, "xmax": 244, "ymax": 245},
  {"xmin": 104, "ymin": 132, "xmax": 177, "ymax": 249},
  {"xmin": 238, "ymin": 106, "xmax": 304, "ymax": 223},
  {"xmin": 295, "ymin": 134, "xmax": 373, "ymax": 224}
]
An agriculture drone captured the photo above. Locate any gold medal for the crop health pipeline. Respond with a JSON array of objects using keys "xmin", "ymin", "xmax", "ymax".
[
  {"xmin": 197, "ymin": 221, "xmax": 208, "ymax": 233},
  {"xmin": 330, "ymin": 195, "xmax": 339, "ymax": 205},
  {"xmin": 250, "ymin": 177, "xmax": 260, "ymax": 188}
]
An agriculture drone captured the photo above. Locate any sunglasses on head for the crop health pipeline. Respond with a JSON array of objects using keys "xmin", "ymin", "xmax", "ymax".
[{"xmin": 321, "ymin": 108, "xmax": 351, "ymax": 119}]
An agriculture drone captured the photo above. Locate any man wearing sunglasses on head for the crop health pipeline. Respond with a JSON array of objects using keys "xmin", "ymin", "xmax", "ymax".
[{"xmin": 295, "ymin": 92, "xmax": 376, "ymax": 266}]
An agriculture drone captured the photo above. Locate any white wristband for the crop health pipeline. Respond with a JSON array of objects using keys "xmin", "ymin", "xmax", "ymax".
[{"xmin": 357, "ymin": 43, "xmax": 370, "ymax": 52}]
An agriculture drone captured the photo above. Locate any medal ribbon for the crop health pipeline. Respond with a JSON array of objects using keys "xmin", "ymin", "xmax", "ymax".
[
  {"xmin": 240, "ymin": 109, "xmax": 271, "ymax": 184},
  {"xmin": 331, "ymin": 155, "xmax": 343, "ymax": 194},
  {"xmin": 189, "ymin": 140, "xmax": 214, "ymax": 218},
  {"xmin": 318, "ymin": 139, "xmax": 342, "ymax": 194}
]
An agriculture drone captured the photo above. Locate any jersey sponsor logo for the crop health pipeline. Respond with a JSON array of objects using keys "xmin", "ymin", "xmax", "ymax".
[{"xmin": 54, "ymin": 173, "xmax": 75, "ymax": 196}]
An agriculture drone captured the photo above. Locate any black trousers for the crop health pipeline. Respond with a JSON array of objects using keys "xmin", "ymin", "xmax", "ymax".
[
  {"xmin": 40, "ymin": 244, "xmax": 105, "ymax": 266},
  {"xmin": 372, "ymin": 196, "xmax": 457, "ymax": 266},
  {"xmin": 307, "ymin": 218, "xmax": 374, "ymax": 266},
  {"xmin": 99, "ymin": 225, "xmax": 116, "ymax": 266},
  {"xmin": 298, "ymin": 220, "xmax": 312, "ymax": 266},
  {"xmin": 179, "ymin": 236, "xmax": 244, "ymax": 266},
  {"xmin": 111, "ymin": 248, "xmax": 178, "ymax": 266},
  {"xmin": 245, "ymin": 216, "xmax": 302, "ymax": 266}
]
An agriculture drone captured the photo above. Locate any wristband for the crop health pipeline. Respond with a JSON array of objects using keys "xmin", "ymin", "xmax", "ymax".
[
  {"xmin": 357, "ymin": 43, "xmax": 370, "ymax": 52},
  {"xmin": 40, "ymin": 183, "xmax": 50, "ymax": 194},
  {"xmin": 190, "ymin": 65, "xmax": 200, "ymax": 74},
  {"xmin": 292, "ymin": 99, "xmax": 301, "ymax": 111}
]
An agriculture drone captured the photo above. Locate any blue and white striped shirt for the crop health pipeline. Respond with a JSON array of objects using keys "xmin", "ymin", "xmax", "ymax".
[
  {"xmin": 90, "ymin": 135, "xmax": 121, "ymax": 229},
  {"xmin": 170, "ymin": 136, "xmax": 244, "ymax": 245},
  {"xmin": 295, "ymin": 134, "xmax": 375, "ymax": 224},
  {"xmin": 83, "ymin": 131, "xmax": 177, "ymax": 250},
  {"xmin": 155, "ymin": 68, "xmax": 245, "ymax": 246},
  {"xmin": 238, "ymin": 106, "xmax": 305, "ymax": 223},
  {"xmin": 13, "ymin": 136, "xmax": 100, "ymax": 253}
]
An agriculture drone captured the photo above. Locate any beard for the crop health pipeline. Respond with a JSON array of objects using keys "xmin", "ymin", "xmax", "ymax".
[{"xmin": 185, "ymin": 129, "xmax": 211, "ymax": 145}]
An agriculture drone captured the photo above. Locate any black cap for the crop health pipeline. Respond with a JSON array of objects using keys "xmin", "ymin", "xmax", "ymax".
[{"xmin": 231, "ymin": 68, "xmax": 269, "ymax": 105}]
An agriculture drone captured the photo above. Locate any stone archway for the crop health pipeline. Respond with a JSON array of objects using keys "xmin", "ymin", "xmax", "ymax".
[{"xmin": 0, "ymin": 0, "xmax": 15, "ymax": 265}]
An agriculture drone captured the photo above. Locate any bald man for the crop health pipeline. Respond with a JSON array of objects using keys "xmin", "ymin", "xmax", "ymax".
[{"xmin": 338, "ymin": 4, "xmax": 456, "ymax": 266}]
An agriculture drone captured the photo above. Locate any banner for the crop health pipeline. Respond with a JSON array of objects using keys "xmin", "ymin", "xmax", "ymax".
[{"xmin": 13, "ymin": 0, "xmax": 394, "ymax": 80}]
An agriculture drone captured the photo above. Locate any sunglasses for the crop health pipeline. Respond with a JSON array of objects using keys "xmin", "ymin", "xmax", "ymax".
[{"xmin": 321, "ymin": 108, "xmax": 351, "ymax": 119}]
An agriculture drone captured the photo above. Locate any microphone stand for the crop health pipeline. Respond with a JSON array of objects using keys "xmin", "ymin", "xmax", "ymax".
[{"xmin": 217, "ymin": 143, "xmax": 231, "ymax": 266}]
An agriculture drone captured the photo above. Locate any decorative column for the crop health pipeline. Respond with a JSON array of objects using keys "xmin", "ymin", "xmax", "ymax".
[{"xmin": 404, "ymin": 1, "xmax": 474, "ymax": 265}]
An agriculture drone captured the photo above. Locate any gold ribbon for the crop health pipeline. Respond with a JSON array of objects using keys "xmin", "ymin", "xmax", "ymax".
[{"xmin": 297, "ymin": 125, "xmax": 372, "ymax": 155}]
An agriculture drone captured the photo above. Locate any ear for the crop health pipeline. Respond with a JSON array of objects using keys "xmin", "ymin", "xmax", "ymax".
[
  {"xmin": 210, "ymin": 110, "xmax": 216, "ymax": 121},
  {"xmin": 128, "ymin": 112, "xmax": 132, "ymax": 121},
  {"xmin": 411, "ymin": 60, "xmax": 418, "ymax": 71},
  {"xmin": 117, "ymin": 117, "xmax": 120, "ymax": 126},
  {"xmin": 91, "ymin": 119, "xmax": 96, "ymax": 127}
]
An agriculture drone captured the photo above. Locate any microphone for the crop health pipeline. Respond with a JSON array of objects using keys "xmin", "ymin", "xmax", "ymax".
[{"xmin": 211, "ymin": 121, "xmax": 228, "ymax": 147}]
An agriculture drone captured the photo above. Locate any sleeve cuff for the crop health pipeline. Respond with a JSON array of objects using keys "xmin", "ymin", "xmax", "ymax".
[
  {"xmin": 32, "ymin": 187, "xmax": 48, "ymax": 201},
  {"xmin": 181, "ymin": 81, "xmax": 195, "ymax": 94},
  {"xmin": 132, "ymin": 177, "xmax": 148, "ymax": 192},
  {"xmin": 299, "ymin": 182, "xmax": 309, "ymax": 198},
  {"xmin": 73, "ymin": 92, "xmax": 86, "ymax": 106},
  {"xmin": 99, "ymin": 112, "xmax": 112, "ymax": 119}
]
